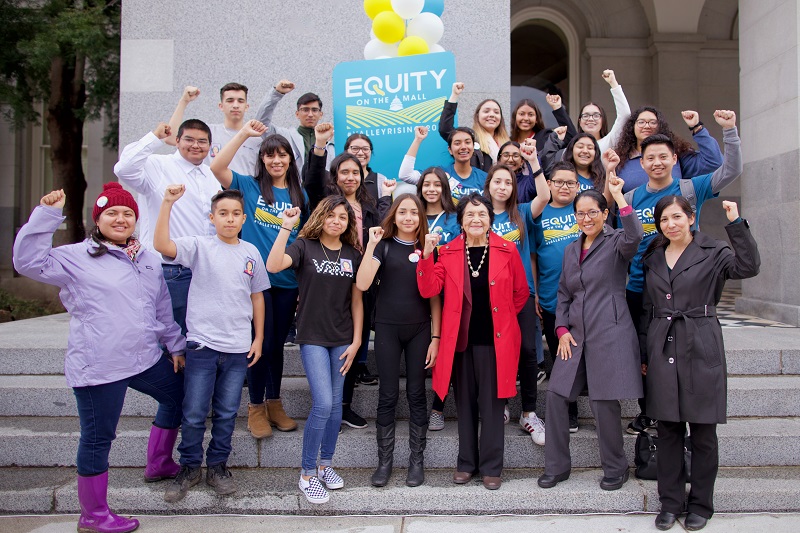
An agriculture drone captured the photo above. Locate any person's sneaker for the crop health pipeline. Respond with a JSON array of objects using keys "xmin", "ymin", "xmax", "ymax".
[
  {"xmin": 356, "ymin": 372, "xmax": 379, "ymax": 386},
  {"xmin": 317, "ymin": 466, "xmax": 344, "ymax": 489},
  {"xmin": 341, "ymin": 405, "xmax": 368, "ymax": 429},
  {"xmin": 569, "ymin": 413, "xmax": 579, "ymax": 433},
  {"xmin": 206, "ymin": 463, "xmax": 237, "ymax": 495},
  {"xmin": 164, "ymin": 465, "xmax": 201, "ymax": 503},
  {"xmin": 429, "ymin": 410, "xmax": 445, "ymax": 431},
  {"xmin": 520, "ymin": 412, "xmax": 546, "ymax": 446},
  {"xmin": 284, "ymin": 326, "xmax": 296, "ymax": 347},
  {"xmin": 537, "ymin": 368, "xmax": 547, "ymax": 384},
  {"xmin": 503, "ymin": 405, "xmax": 510, "ymax": 425},
  {"xmin": 626, "ymin": 414, "xmax": 656, "ymax": 435},
  {"xmin": 299, "ymin": 475, "xmax": 329, "ymax": 504}
]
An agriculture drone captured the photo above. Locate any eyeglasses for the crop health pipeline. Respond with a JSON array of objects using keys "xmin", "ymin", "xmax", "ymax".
[
  {"xmin": 499, "ymin": 153, "xmax": 521, "ymax": 160},
  {"xmin": 580, "ymin": 112, "xmax": 602, "ymax": 120},
  {"xmin": 575, "ymin": 209, "xmax": 602, "ymax": 220},
  {"xmin": 635, "ymin": 119, "xmax": 659, "ymax": 128},
  {"xmin": 349, "ymin": 146, "xmax": 371, "ymax": 154},
  {"xmin": 551, "ymin": 180, "xmax": 578, "ymax": 189},
  {"xmin": 180, "ymin": 137, "xmax": 209, "ymax": 147},
  {"xmin": 298, "ymin": 106, "xmax": 321, "ymax": 114}
]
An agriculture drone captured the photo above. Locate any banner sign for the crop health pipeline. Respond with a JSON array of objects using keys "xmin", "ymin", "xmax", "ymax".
[{"xmin": 333, "ymin": 52, "xmax": 457, "ymax": 180}]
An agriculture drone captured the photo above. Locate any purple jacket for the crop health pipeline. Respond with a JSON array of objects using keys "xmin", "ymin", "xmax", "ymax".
[{"xmin": 12, "ymin": 206, "xmax": 185, "ymax": 387}]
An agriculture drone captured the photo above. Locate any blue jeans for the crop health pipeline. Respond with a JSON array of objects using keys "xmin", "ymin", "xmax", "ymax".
[
  {"xmin": 73, "ymin": 355, "xmax": 183, "ymax": 476},
  {"xmin": 299, "ymin": 344, "xmax": 347, "ymax": 476},
  {"xmin": 162, "ymin": 264, "xmax": 192, "ymax": 335},
  {"xmin": 178, "ymin": 342, "xmax": 248, "ymax": 467}
]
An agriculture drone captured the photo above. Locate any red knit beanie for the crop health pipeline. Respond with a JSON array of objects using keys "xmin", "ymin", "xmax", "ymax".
[{"xmin": 93, "ymin": 182, "xmax": 139, "ymax": 221}]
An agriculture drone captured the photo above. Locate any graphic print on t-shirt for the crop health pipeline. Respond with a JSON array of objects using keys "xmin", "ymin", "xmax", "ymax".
[
  {"xmin": 493, "ymin": 221, "xmax": 521, "ymax": 244},
  {"xmin": 254, "ymin": 197, "xmax": 300, "ymax": 230},
  {"xmin": 635, "ymin": 205, "xmax": 657, "ymax": 237},
  {"xmin": 541, "ymin": 212, "xmax": 580, "ymax": 244},
  {"xmin": 243, "ymin": 257, "xmax": 255, "ymax": 277},
  {"xmin": 312, "ymin": 257, "xmax": 355, "ymax": 277}
]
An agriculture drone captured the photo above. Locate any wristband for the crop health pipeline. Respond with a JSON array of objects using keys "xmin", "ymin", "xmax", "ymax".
[
  {"xmin": 431, "ymin": 335, "xmax": 441, "ymax": 339},
  {"xmin": 532, "ymin": 168, "xmax": 544, "ymax": 178},
  {"xmin": 690, "ymin": 121, "xmax": 703, "ymax": 133},
  {"xmin": 313, "ymin": 144, "xmax": 325, "ymax": 151},
  {"xmin": 280, "ymin": 226, "xmax": 292, "ymax": 232}
]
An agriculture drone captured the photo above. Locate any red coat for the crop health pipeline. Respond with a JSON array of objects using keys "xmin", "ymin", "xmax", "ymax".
[{"xmin": 417, "ymin": 232, "xmax": 529, "ymax": 400}]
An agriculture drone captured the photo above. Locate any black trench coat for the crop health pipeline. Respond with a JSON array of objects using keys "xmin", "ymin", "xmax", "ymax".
[{"xmin": 642, "ymin": 222, "xmax": 760, "ymax": 424}]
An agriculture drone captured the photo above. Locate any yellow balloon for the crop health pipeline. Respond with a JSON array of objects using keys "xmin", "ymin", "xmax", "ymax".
[
  {"xmin": 398, "ymin": 35, "xmax": 430, "ymax": 56},
  {"xmin": 364, "ymin": 0, "xmax": 393, "ymax": 20},
  {"xmin": 372, "ymin": 11, "xmax": 406, "ymax": 44}
]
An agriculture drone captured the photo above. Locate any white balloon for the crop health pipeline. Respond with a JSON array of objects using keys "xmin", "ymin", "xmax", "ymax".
[
  {"xmin": 407, "ymin": 13, "xmax": 444, "ymax": 44},
  {"xmin": 364, "ymin": 38, "xmax": 399, "ymax": 60},
  {"xmin": 370, "ymin": 29, "xmax": 377, "ymax": 40},
  {"xmin": 429, "ymin": 43, "xmax": 446, "ymax": 53},
  {"xmin": 391, "ymin": 0, "xmax": 424, "ymax": 20}
]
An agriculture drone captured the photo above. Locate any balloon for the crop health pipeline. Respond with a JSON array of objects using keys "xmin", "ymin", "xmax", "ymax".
[
  {"xmin": 407, "ymin": 13, "xmax": 444, "ymax": 44},
  {"xmin": 364, "ymin": 38, "xmax": 399, "ymax": 60},
  {"xmin": 422, "ymin": 0, "xmax": 444, "ymax": 17},
  {"xmin": 364, "ymin": 0, "xmax": 393, "ymax": 19},
  {"xmin": 391, "ymin": 0, "xmax": 424, "ymax": 20},
  {"xmin": 428, "ymin": 43, "xmax": 445, "ymax": 53},
  {"xmin": 373, "ymin": 11, "xmax": 406, "ymax": 43},
  {"xmin": 398, "ymin": 35, "xmax": 429, "ymax": 56}
]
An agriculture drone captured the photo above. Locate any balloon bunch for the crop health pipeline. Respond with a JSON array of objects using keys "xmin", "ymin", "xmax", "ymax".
[{"xmin": 363, "ymin": 0, "xmax": 445, "ymax": 59}]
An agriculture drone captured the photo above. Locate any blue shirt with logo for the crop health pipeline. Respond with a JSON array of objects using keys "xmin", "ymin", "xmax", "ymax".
[
  {"xmin": 534, "ymin": 203, "xmax": 581, "ymax": 313},
  {"xmin": 493, "ymin": 205, "xmax": 537, "ymax": 295},
  {"xmin": 578, "ymin": 173, "xmax": 594, "ymax": 192},
  {"xmin": 440, "ymin": 163, "xmax": 487, "ymax": 205},
  {"xmin": 231, "ymin": 171, "xmax": 309, "ymax": 289}
]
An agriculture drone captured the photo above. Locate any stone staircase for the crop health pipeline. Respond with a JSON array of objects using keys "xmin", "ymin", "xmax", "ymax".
[{"xmin": 1, "ymin": 313, "xmax": 799, "ymax": 515}]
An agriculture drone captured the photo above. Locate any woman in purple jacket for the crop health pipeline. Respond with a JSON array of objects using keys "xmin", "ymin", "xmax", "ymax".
[{"xmin": 13, "ymin": 183, "xmax": 186, "ymax": 533}]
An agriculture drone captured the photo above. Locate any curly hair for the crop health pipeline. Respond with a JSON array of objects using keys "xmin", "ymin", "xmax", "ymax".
[
  {"xmin": 510, "ymin": 99, "xmax": 545, "ymax": 142},
  {"xmin": 564, "ymin": 133, "xmax": 606, "ymax": 190},
  {"xmin": 298, "ymin": 195, "xmax": 361, "ymax": 251},
  {"xmin": 614, "ymin": 106, "xmax": 696, "ymax": 170}
]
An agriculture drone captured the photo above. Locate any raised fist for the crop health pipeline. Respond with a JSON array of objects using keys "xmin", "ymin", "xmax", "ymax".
[
  {"xmin": 713, "ymin": 110, "xmax": 737, "ymax": 130},
  {"xmin": 722, "ymin": 200, "xmax": 740, "ymax": 222},
  {"xmin": 554, "ymin": 125, "xmax": 568, "ymax": 141},
  {"xmin": 381, "ymin": 179, "xmax": 397, "ymax": 197},
  {"xmin": 451, "ymin": 82, "xmax": 465, "ymax": 97},
  {"xmin": 368, "ymin": 226, "xmax": 384, "ymax": 245},
  {"xmin": 40, "ymin": 189, "xmax": 66, "ymax": 208},
  {"xmin": 520, "ymin": 138, "xmax": 538, "ymax": 161},
  {"xmin": 602, "ymin": 70, "xmax": 618, "ymax": 88},
  {"xmin": 414, "ymin": 125, "xmax": 429, "ymax": 141},
  {"xmin": 275, "ymin": 80, "xmax": 295, "ymax": 94},
  {"xmin": 682, "ymin": 110, "xmax": 700, "ymax": 128},
  {"xmin": 314, "ymin": 122, "xmax": 334, "ymax": 144},
  {"xmin": 602, "ymin": 149, "xmax": 620, "ymax": 172},
  {"xmin": 546, "ymin": 94, "xmax": 562, "ymax": 110},
  {"xmin": 153, "ymin": 123, "xmax": 172, "ymax": 140},
  {"xmin": 608, "ymin": 172, "xmax": 625, "ymax": 196},
  {"xmin": 164, "ymin": 184, "xmax": 186, "ymax": 203},
  {"xmin": 423, "ymin": 233, "xmax": 441, "ymax": 259},
  {"xmin": 182, "ymin": 86, "xmax": 200, "ymax": 103},
  {"xmin": 242, "ymin": 119, "xmax": 267, "ymax": 137},
  {"xmin": 281, "ymin": 206, "xmax": 301, "ymax": 228}
]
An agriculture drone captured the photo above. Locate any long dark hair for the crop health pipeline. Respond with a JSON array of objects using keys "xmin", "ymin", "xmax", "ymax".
[
  {"xmin": 510, "ymin": 99, "xmax": 545, "ymax": 142},
  {"xmin": 615, "ymin": 106, "xmax": 696, "ymax": 169},
  {"xmin": 416, "ymin": 167, "xmax": 456, "ymax": 214},
  {"xmin": 483, "ymin": 164, "xmax": 525, "ymax": 241},
  {"xmin": 579, "ymin": 102, "xmax": 609, "ymax": 139},
  {"xmin": 644, "ymin": 195, "xmax": 695, "ymax": 257},
  {"xmin": 87, "ymin": 226, "xmax": 111, "ymax": 257},
  {"xmin": 298, "ymin": 195, "xmax": 361, "ymax": 251},
  {"xmin": 564, "ymin": 133, "xmax": 606, "ymax": 190},
  {"xmin": 380, "ymin": 193, "xmax": 429, "ymax": 244},
  {"xmin": 255, "ymin": 134, "xmax": 306, "ymax": 212},
  {"xmin": 327, "ymin": 153, "xmax": 375, "ymax": 208}
]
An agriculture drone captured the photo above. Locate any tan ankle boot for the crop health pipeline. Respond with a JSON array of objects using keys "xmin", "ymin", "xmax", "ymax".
[
  {"xmin": 247, "ymin": 403, "xmax": 272, "ymax": 438},
  {"xmin": 267, "ymin": 398, "xmax": 298, "ymax": 431}
]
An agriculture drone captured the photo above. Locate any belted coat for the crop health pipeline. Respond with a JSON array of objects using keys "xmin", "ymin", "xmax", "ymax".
[{"xmin": 642, "ymin": 221, "xmax": 760, "ymax": 424}]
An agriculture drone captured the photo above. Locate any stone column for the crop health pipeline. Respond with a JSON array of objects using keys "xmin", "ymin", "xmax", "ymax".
[{"xmin": 737, "ymin": 0, "xmax": 800, "ymax": 325}]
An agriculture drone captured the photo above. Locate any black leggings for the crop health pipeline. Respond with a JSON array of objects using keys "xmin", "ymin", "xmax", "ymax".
[
  {"xmin": 626, "ymin": 289, "xmax": 648, "ymax": 415},
  {"xmin": 375, "ymin": 321, "xmax": 430, "ymax": 427},
  {"xmin": 541, "ymin": 309, "xmax": 578, "ymax": 419}
]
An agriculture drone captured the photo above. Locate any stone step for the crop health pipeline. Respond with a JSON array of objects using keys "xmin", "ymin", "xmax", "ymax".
[
  {"xmin": 2, "ymin": 374, "xmax": 798, "ymax": 420},
  {"xmin": 2, "ymin": 315, "xmax": 799, "ymax": 377},
  {"xmin": 1, "ymin": 416, "xmax": 798, "ymax": 469},
  {"xmin": 1, "ymin": 465, "xmax": 799, "ymax": 515}
]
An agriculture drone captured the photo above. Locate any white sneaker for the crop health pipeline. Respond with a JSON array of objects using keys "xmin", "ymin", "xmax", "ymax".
[
  {"xmin": 503, "ymin": 405, "xmax": 510, "ymax": 425},
  {"xmin": 317, "ymin": 466, "xmax": 344, "ymax": 490},
  {"xmin": 520, "ymin": 412, "xmax": 546, "ymax": 446},
  {"xmin": 299, "ymin": 475, "xmax": 329, "ymax": 504}
]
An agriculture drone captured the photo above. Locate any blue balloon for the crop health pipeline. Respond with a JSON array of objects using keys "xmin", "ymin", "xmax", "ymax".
[{"xmin": 422, "ymin": 0, "xmax": 444, "ymax": 17}]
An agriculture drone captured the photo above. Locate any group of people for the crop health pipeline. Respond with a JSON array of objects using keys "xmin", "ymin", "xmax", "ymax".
[{"xmin": 12, "ymin": 69, "xmax": 759, "ymax": 533}]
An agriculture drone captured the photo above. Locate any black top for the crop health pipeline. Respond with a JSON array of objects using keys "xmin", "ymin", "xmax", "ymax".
[
  {"xmin": 372, "ymin": 237, "xmax": 431, "ymax": 325},
  {"xmin": 287, "ymin": 238, "xmax": 362, "ymax": 347},
  {"xmin": 467, "ymin": 246, "xmax": 493, "ymax": 346}
]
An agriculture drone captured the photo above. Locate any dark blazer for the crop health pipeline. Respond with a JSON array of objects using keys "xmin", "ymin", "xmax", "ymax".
[
  {"xmin": 552, "ymin": 210, "xmax": 644, "ymax": 401},
  {"xmin": 642, "ymin": 221, "xmax": 760, "ymax": 424}
]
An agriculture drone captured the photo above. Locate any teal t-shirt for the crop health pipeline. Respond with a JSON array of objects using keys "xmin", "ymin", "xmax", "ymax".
[
  {"xmin": 578, "ymin": 174, "xmax": 594, "ymax": 192},
  {"xmin": 427, "ymin": 211, "xmax": 461, "ymax": 245},
  {"xmin": 441, "ymin": 163, "xmax": 487, "ymax": 205},
  {"xmin": 534, "ymin": 203, "xmax": 581, "ymax": 313},
  {"xmin": 230, "ymin": 171, "xmax": 308, "ymax": 289},
  {"xmin": 627, "ymin": 173, "xmax": 716, "ymax": 293},
  {"xmin": 492, "ymin": 204, "xmax": 536, "ymax": 295}
]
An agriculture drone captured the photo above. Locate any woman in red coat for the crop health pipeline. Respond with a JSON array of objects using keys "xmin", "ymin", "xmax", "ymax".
[{"xmin": 417, "ymin": 192, "xmax": 529, "ymax": 490}]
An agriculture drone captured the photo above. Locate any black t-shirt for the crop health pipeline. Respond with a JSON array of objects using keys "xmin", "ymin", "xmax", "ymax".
[
  {"xmin": 372, "ymin": 237, "xmax": 431, "ymax": 325},
  {"xmin": 467, "ymin": 245, "xmax": 493, "ymax": 346},
  {"xmin": 287, "ymin": 238, "xmax": 362, "ymax": 347}
]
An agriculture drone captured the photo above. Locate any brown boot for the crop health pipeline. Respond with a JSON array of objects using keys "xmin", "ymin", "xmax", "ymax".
[
  {"xmin": 247, "ymin": 403, "xmax": 272, "ymax": 439},
  {"xmin": 267, "ymin": 398, "xmax": 298, "ymax": 431}
]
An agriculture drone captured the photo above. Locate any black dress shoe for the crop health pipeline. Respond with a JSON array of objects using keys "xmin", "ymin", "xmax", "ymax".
[
  {"xmin": 685, "ymin": 512, "xmax": 708, "ymax": 531},
  {"xmin": 537, "ymin": 471, "xmax": 570, "ymax": 488},
  {"xmin": 599, "ymin": 469, "xmax": 629, "ymax": 490},
  {"xmin": 654, "ymin": 511, "xmax": 678, "ymax": 531}
]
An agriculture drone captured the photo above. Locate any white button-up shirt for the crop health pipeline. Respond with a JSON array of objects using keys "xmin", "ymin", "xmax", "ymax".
[{"xmin": 114, "ymin": 132, "xmax": 221, "ymax": 262}]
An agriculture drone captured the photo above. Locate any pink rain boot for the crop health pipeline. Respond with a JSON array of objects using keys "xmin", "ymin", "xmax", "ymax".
[
  {"xmin": 77, "ymin": 471, "xmax": 139, "ymax": 533},
  {"xmin": 143, "ymin": 426, "xmax": 180, "ymax": 482}
]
